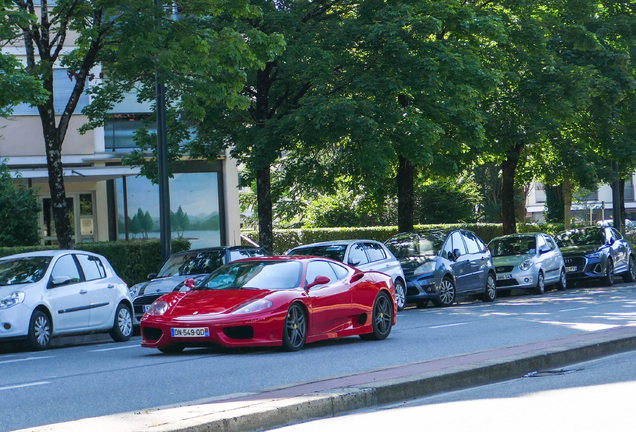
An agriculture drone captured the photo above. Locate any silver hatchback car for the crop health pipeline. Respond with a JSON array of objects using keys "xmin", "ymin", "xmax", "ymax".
[
  {"xmin": 286, "ymin": 240, "xmax": 407, "ymax": 310},
  {"xmin": 488, "ymin": 233, "xmax": 567, "ymax": 296}
]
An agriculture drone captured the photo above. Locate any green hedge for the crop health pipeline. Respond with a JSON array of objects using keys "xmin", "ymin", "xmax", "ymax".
[
  {"xmin": 0, "ymin": 239, "xmax": 191, "ymax": 286},
  {"xmin": 242, "ymin": 223, "xmax": 579, "ymax": 254}
]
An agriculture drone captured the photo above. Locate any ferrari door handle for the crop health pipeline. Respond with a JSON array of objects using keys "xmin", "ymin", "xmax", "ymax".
[
  {"xmin": 107, "ymin": 284, "xmax": 115, "ymax": 289},
  {"xmin": 79, "ymin": 289, "xmax": 88, "ymax": 294}
]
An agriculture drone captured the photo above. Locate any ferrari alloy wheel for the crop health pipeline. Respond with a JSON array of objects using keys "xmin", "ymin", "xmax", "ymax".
[
  {"xmin": 282, "ymin": 303, "xmax": 307, "ymax": 352},
  {"xmin": 481, "ymin": 273, "xmax": 497, "ymax": 302},
  {"xmin": 534, "ymin": 272, "xmax": 545, "ymax": 295},
  {"xmin": 26, "ymin": 310, "xmax": 52, "ymax": 351},
  {"xmin": 624, "ymin": 256, "xmax": 636, "ymax": 283},
  {"xmin": 360, "ymin": 291, "xmax": 393, "ymax": 341},
  {"xmin": 110, "ymin": 303, "xmax": 133, "ymax": 342},
  {"xmin": 395, "ymin": 279, "xmax": 406, "ymax": 311},
  {"xmin": 432, "ymin": 278, "xmax": 455, "ymax": 307},
  {"xmin": 556, "ymin": 269, "xmax": 567, "ymax": 291},
  {"xmin": 603, "ymin": 260, "xmax": 615, "ymax": 287}
]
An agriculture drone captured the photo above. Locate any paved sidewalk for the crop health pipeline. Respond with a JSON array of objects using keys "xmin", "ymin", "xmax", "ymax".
[{"xmin": 17, "ymin": 325, "xmax": 636, "ymax": 432}]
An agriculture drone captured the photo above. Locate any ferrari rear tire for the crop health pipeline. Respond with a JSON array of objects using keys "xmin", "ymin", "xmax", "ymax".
[
  {"xmin": 395, "ymin": 279, "xmax": 406, "ymax": 311},
  {"xmin": 282, "ymin": 303, "xmax": 307, "ymax": 352},
  {"xmin": 360, "ymin": 291, "xmax": 393, "ymax": 341},
  {"xmin": 158, "ymin": 345, "xmax": 184, "ymax": 354}
]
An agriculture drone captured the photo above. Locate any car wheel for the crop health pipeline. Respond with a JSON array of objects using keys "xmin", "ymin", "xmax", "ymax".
[
  {"xmin": 158, "ymin": 345, "xmax": 185, "ymax": 354},
  {"xmin": 602, "ymin": 259, "xmax": 615, "ymax": 287},
  {"xmin": 556, "ymin": 268, "xmax": 567, "ymax": 291},
  {"xmin": 360, "ymin": 291, "xmax": 393, "ymax": 341},
  {"xmin": 26, "ymin": 310, "xmax": 52, "ymax": 351},
  {"xmin": 109, "ymin": 303, "xmax": 133, "ymax": 342},
  {"xmin": 282, "ymin": 303, "xmax": 307, "ymax": 351},
  {"xmin": 534, "ymin": 272, "xmax": 545, "ymax": 295},
  {"xmin": 432, "ymin": 277, "xmax": 455, "ymax": 307},
  {"xmin": 394, "ymin": 279, "xmax": 406, "ymax": 312},
  {"xmin": 480, "ymin": 273, "xmax": 497, "ymax": 302},
  {"xmin": 623, "ymin": 256, "xmax": 636, "ymax": 283}
]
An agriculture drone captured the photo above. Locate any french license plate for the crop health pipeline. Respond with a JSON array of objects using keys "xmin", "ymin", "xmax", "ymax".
[
  {"xmin": 143, "ymin": 305, "xmax": 153, "ymax": 313},
  {"xmin": 496, "ymin": 274, "xmax": 512, "ymax": 280},
  {"xmin": 565, "ymin": 266, "xmax": 578, "ymax": 273},
  {"xmin": 171, "ymin": 327, "xmax": 209, "ymax": 338}
]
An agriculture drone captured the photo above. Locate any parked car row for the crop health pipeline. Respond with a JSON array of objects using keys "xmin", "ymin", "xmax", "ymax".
[{"xmin": 1, "ymin": 225, "xmax": 633, "ymax": 353}]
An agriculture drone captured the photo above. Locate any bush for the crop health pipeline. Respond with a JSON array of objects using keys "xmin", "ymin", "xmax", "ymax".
[
  {"xmin": 0, "ymin": 239, "xmax": 191, "ymax": 286},
  {"xmin": 0, "ymin": 161, "xmax": 40, "ymax": 246}
]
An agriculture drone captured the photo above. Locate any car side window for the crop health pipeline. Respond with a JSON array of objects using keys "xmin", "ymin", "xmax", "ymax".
[
  {"xmin": 50, "ymin": 255, "xmax": 82, "ymax": 285},
  {"xmin": 451, "ymin": 232, "xmax": 467, "ymax": 256},
  {"xmin": 536, "ymin": 235, "xmax": 546, "ymax": 252},
  {"xmin": 305, "ymin": 261, "xmax": 338, "ymax": 286},
  {"xmin": 611, "ymin": 228, "xmax": 623, "ymax": 240},
  {"xmin": 364, "ymin": 243, "xmax": 386, "ymax": 262},
  {"xmin": 348, "ymin": 243, "xmax": 369, "ymax": 266},
  {"xmin": 329, "ymin": 262, "xmax": 350, "ymax": 280},
  {"xmin": 76, "ymin": 254, "xmax": 106, "ymax": 281},
  {"xmin": 463, "ymin": 233, "xmax": 481, "ymax": 255},
  {"xmin": 249, "ymin": 249, "xmax": 267, "ymax": 257},
  {"xmin": 228, "ymin": 250, "xmax": 251, "ymax": 261},
  {"xmin": 441, "ymin": 238, "xmax": 454, "ymax": 259},
  {"xmin": 545, "ymin": 236, "xmax": 557, "ymax": 250}
]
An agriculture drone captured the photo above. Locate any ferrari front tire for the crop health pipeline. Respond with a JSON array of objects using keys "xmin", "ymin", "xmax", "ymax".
[
  {"xmin": 282, "ymin": 303, "xmax": 307, "ymax": 352},
  {"xmin": 360, "ymin": 291, "xmax": 393, "ymax": 341}
]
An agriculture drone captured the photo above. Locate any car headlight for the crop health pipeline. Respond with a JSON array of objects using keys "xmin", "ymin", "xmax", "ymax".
[
  {"xmin": 586, "ymin": 252, "xmax": 602, "ymax": 259},
  {"xmin": 413, "ymin": 261, "xmax": 436, "ymax": 276},
  {"xmin": 232, "ymin": 299, "xmax": 273, "ymax": 314},
  {"xmin": 129, "ymin": 283, "xmax": 144, "ymax": 298},
  {"xmin": 0, "ymin": 292, "xmax": 25, "ymax": 309},
  {"xmin": 519, "ymin": 259, "xmax": 534, "ymax": 271},
  {"xmin": 146, "ymin": 300, "xmax": 169, "ymax": 316}
]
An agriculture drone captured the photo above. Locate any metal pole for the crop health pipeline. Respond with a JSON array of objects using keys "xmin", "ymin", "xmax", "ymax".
[
  {"xmin": 612, "ymin": 161, "xmax": 621, "ymax": 230},
  {"xmin": 155, "ymin": 0, "xmax": 171, "ymax": 263}
]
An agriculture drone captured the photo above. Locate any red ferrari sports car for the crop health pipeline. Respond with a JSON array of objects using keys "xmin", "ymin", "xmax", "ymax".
[{"xmin": 140, "ymin": 256, "xmax": 397, "ymax": 353}]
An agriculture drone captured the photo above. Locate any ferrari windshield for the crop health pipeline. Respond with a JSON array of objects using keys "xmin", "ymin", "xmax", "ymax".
[
  {"xmin": 287, "ymin": 245, "xmax": 347, "ymax": 262},
  {"xmin": 489, "ymin": 236, "xmax": 536, "ymax": 257},
  {"xmin": 385, "ymin": 231, "xmax": 447, "ymax": 258},
  {"xmin": 555, "ymin": 229, "xmax": 605, "ymax": 247},
  {"xmin": 0, "ymin": 256, "xmax": 52, "ymax": 286},
  {"xmin": 157, "ymin": 250, "xmax": 225, "ymax": 277},
  {"xmin": 198, "ymin": 260, "xmax": 303, "ymax": 290}
]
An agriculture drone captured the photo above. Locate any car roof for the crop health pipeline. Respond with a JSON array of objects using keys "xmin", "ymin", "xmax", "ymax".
[
  {"xmin": 0, "ymin": 249, "xmax": 102, "ymax": 261},
  {"xmin": 171, "ymin": 246, "xmax": 262, "ymax": 256},
  {"xmin": 290, "ymin": 240, "xmax": 383, "ymax": 249}
]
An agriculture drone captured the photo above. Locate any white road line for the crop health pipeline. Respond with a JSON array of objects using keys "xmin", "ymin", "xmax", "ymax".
[
  {"xmin": 90, "ymin": 344, "xmax": 141, "ymax": 352},
  {"xmin": 558, "ymin": 307, "xmax": 589, "ymax": 312},
  {"xmin": 0, "ymin": 381, "xmax": 50, "ymax": 391},
  {"xmin": 429, "ymin": 322, "xmax": 468, "ymax": 329},
  {"xmin": 0, "ymin": 356, "xmax": 53, "ymax": 365}
]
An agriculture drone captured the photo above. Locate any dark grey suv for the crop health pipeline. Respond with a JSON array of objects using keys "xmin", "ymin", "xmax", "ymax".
[{"xmin": 385, "ymin": 230, "xmax": 496, "ymax": 307}]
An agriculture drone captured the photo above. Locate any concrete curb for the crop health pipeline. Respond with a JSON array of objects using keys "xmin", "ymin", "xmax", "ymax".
[{"xmin": 17, "ymin": 326, "xmax": 636, "ymax": 432}]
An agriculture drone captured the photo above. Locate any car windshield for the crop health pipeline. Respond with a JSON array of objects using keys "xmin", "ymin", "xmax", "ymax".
[
  {"xmin": 157, "ymin": 250, "xmax": 226, "ymax": 277},
  {"xmin": 287, "ymin": 245, "xmax": 347, "ymax": 262},
  {"xmin": 555, "ymin": 229, "xmax": 605, "ymax": 247},
  {"xmin": 489, "ymin": 236, "xmax": 536, "ymax": 257},
  {"xmin": 385, "ymin": 231, "xmax": 447, "ymax": 258},
  {"xmin": 0, "ymin": 256, "xmax": 52, "ymax": 286},
  {"xmin": 197, "ymin": 260, "xmax": 303, "ymax": 290}
]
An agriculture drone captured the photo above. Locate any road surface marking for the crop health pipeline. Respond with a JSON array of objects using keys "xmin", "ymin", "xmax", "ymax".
[
  {"xmin": 429, "ymin": 322, "xmax": 468, "ymax": 329},
  {"xmin": 0, "ymin": 381, "xmax": 50, "ymax": 391},
  {"xmin": 0, "ymin": 356, "xmax": 53, "ymax": 365},
  {"xmin": 90, "ymin": 345, "xmax": 141, "ymax": 352},
  {"xmin": 558, "ymin": 307, "xmax": 588, "ymax": 312}
]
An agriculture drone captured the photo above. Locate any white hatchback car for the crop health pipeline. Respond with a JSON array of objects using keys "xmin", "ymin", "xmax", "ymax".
[{"xmin": 0, "ymin": 250, "xmax": 133, "ymax": 350}]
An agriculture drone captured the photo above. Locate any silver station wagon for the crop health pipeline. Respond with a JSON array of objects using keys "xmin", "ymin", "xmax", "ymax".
[{"xmin": 488, "ymin": 233, "xmax": 566, "ymax": 296}]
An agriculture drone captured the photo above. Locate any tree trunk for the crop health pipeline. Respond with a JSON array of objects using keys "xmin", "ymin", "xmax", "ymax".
[
  {"xmin": 397, "ymin": 155, "xmax": 415, "ymax": 233},
  {"xmin": 563, "ymin": 177, "xmax": 572, "ymax": 229},
  {"xmin": 256, "ymin": 165, "xmax": 273, "ymax": 254},
  {"xmin": 619, "ymin": 178, "xmax": 626, "ymax": 234},
  {"xmin": 501, "ymin": 142, "xmax": 524, "ymax": 235}
]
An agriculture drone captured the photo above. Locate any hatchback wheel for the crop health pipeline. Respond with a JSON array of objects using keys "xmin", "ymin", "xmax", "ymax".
[
  {"xmin": 360, "ymin": 291, "xmax": 393, "ymax": 340},
  {"xmin": 480, "ymin": 273, "xmax": 496, "ymax": 302},
  {"xmin": 602, "ymin": 260, "xmax": 615, "ymax": 287},
  {"xmin": 556, "ymin": 269, "xmax": 567, "ymax": 291},
  {"xmin": 26, "ymin": 311, "xmax": 52, "ymax": 351},
  {"xmin": 110, "ymin": 303, "xmax": 133, "ymax": 342},
  {"xmin": 534, "ymin": 272, "xmax": 545, "ymax": 295},
  {"xmin": 395, "ymin": 279, "xmax": 406, "ymax": 311},
  {"xmin": 623, "ymin": 256, "xmax": 636, "ymax": 283},
  {"xmin": 432, "ymin": 278, "xmax": 456, "ymax": 307}
]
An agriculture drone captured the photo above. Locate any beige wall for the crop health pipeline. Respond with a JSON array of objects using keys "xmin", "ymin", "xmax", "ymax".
[
  {"xmin": 223, "ymin": 155, "xmax": 241, "ymax": 246},
  {"xmin": 0, "ymin": 115, "xmax": 95, "ymax": 157}
]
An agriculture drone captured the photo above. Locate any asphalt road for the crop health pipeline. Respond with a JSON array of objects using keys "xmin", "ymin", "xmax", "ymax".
[
  {"xmin": 274, "ymin": 347, "xmax": 636, "ymax": 431},
  {"xmin": 3, "ymin": 280, "xmax": 636, "ymax": 432}
]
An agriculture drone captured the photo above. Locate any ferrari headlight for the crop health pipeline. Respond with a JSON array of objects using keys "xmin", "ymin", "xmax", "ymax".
[
  {"xmin": 232, "ymin": 299, "xmax": 273, "ymax": 314},
  {"xmin": 519, "ymin": 259, "xmax": 534, "ymax": 271},
  {"xmin": 146, "ymin": 300, "xmax": 169, "ymax": 316},
  {"xmin": 0, "ymin": 291, "xmax": 25, "ymax": 309}
]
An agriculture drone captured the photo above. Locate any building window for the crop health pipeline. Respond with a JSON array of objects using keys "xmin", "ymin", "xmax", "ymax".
[
  {"xmin": 535, "ymin": 183, "xmax": 546, "ymax": 203},
  {"xmin": 104, "ymin": 114, "xmax": 156, "ymax": 151},
  {"xmin": 625, "ymin": 177, "xmax": 635, "ymax": 202},
  {"xmin": 41, "ymin": 192, "xmax": 96, "ymax": 245},
  {"xmin": 11, "ymin": 69, "xmax": 89, "ymax": 116}
]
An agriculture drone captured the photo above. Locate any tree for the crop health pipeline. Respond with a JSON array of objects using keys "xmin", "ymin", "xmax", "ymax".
[
  {"xmin": 171, "ymin": 206, "xmax": 189, "ymax": 238},
  {"xmin": 414, "ymin": 177, "xmax": 480, "ymax": 224},
  {"xmin": 0, "ymin": 160, "xmax": 40, "ymax": 246}
]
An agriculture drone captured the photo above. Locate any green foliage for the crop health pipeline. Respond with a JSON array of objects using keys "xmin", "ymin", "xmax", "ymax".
[
  {"xmin": 414, "ymin": 178, "xmax": 480, "ymax": 224},
  {"xmin": 171, "ymin": 206, "xmax": 190, "ymax": 237},
  {"xmin": 0, "ymin": 239, "xmax": 191, "ymax": 286},
  {"xmin": 0, "ymin": 161, "xmax": 40, "ymax": 247}
]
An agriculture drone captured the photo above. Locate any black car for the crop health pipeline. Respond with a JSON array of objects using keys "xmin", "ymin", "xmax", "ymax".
[
  {"xmin": 130, "ymin": 246, "xmax": 266, "ymax": 322},
  {"xmin": 555, "ymin": 227, "xmax": 635, "ymax": 286},
  {"xmin": 384, "ymin": 230, "xmax": 496, "ymax": 307}
]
